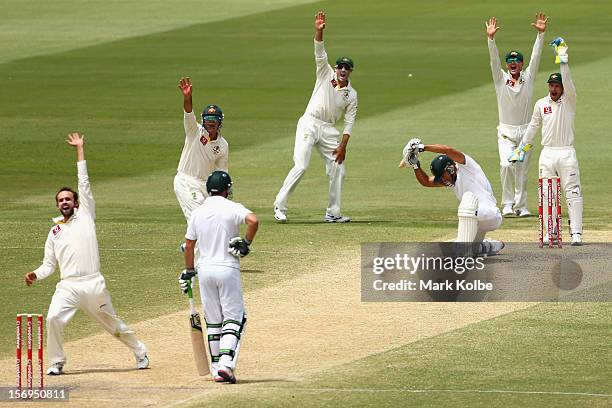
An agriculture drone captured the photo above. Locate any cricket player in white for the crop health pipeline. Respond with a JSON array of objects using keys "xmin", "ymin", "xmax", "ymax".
[
  {"xmin": 512, "ymin": 37, "xmax": 583, "ymax": 245},
  {"xmin": 401, "ymin": 139, "xmax": 503, "ymax": 254},
  {"xmin": 274, "ymin": 10, "xmax": 358, "ymax": 223},
  {"xmin": 486, "ymin": 13, "xmax": 547, "ymax": 217},
  {"xmin": 24, "ymin": 133, "xmax": 148, "ymax": 375},
  {"xmin": 179, "ymin": 171, "xmax": 259, "ymax": 383},
  {"xmin": 175, "ymin": 77, "xmax": 228, "ymax": 224}
]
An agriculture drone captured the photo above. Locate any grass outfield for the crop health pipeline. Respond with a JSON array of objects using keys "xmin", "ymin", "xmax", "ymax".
[
  {"xmin": 0, "ymin": 0, "xmax": 611, "ymax": 406},
  {"xmin": 203, "ymin": 303, "xmax": 612, "ymax": 408}
]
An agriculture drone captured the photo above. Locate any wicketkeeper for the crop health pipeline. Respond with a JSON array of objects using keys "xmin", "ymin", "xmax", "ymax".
[
  {"xmin": 400, "ymin": 139, "xmax": 504, "ymax": 254},
  {"xmin": 510, "ymin": 37, "xmax": 583, "ymax": 245},
  {"xmin": 179, "ymin": 171, "xmax": 259, "ymax": 383}
]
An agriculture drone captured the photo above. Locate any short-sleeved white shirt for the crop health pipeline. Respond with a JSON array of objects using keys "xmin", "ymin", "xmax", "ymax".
[
  {"xmin": 185, "ymin": 196, "xmax": 251, "ymax": 268},
  {"xmin": 453, "ymin": 155, "xmax": 497, "ymax": 209}
]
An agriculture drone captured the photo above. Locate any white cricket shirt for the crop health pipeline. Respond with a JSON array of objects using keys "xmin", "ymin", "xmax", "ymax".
[
  {"xmin": 488, "ymin": 33, "xmax": 544, "ymax": 128},
  {"xmin": 304, "ymin": 40, "xmax": 358, "ymax": 135},
  {"xmin": 522, "ymin": 63, "xmax": 576, "ymax": 147},
  {"xmin": 34, "ymin": 161, "xmax": 102, "ymax": 280},
  {"xmin": 186, "ymin": 196, "xmax": 252, "ymax": 269},
  {"xmin": 177, "ymin": 111, "xmax": 229, "ymax": 180},
  {"xmin": 453, "ymin": 155, "xmax": 497, "ymax": 209}
]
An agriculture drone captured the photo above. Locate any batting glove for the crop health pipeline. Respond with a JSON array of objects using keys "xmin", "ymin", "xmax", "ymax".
[
  {"xmin": 550, "ymin": 37, "xmax": 568, "ymax": 64},
  {"xmin": 228, "ymin": 237, "xmax": 251, "ymax": 258},
  {"xmin": 178, "ymin": 268, "xmax": 196, "ymax": 294}
]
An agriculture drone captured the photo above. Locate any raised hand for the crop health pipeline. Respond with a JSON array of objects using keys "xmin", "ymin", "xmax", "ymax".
[
  {"xmin": 315, "ymin": 10, "xmax": 326, "ymax": 31},
  {"xmin": 485, "ymin": 17, "xmax": 501, "ymax": 39},
  {"xmin": 178, "ymin": 77, "xmax": 192, "ymax": 97},
  {"xmin": 531, "ymin": 12, "xmax": 548, "ymax": 33},
  {"xmin": 66, "ymin": 132, "xmax": 84, "ymax": 148}
]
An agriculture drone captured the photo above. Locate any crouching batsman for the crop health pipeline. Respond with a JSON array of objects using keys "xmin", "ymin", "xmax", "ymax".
[{"xmin": 400, "ymin": 140, "xmax": 504, "ymax": 255}]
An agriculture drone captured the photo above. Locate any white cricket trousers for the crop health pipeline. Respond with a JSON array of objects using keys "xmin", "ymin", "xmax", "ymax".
[
  {"xmin": 497, "ymin": 124, "xmax": 531, "ymax": 209},
  {"xmin": 539, "ymin": 146, "xmax": 583, "ymax": 235},
  {"xmin": 475, "ymin": 204, "xmax": 503, "ymax": 242},
  {"xmin": 198, "ymin": 264, "xmax": 245, "ymax": 370},
  {"xmin": 174, "ymin": 172, "xmax": 208, "ymax": 222},
  {"xmin": 46, "ymin": 274, "xmax": 147, "ymax": 365},
  {"xmin": 275, "ymin": 115, "xmax": 345, "ymax": 216}
]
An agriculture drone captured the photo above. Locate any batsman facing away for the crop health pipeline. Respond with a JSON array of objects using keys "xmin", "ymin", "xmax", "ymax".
[{"xmin": 179, "ymin": 171, "xmax": 259, "ymax": 383}]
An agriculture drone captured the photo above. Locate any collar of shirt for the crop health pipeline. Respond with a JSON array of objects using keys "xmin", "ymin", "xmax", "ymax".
[
  {"xmin": 52, "ymin": 209, "xmax": 79, "ymax": 224},
  {"xmin": 547, "ymin": 95, "xmax": 562, "ymax": 104},
  {"xmin": 504, "ymin": 70, "xmax": 524, "ymax": 85}
]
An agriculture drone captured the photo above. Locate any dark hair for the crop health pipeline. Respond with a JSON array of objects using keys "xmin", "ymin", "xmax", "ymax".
[{"xmin": 55, "ymin": 187, "xmax": 78, "ymax": 204}]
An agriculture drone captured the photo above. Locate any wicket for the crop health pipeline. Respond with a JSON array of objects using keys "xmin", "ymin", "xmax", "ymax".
[
  {"xmin": 16, "ymin": 313, "xmax": 44, "ymax": 390},
  {"xmin": 538, "ymin": 177, "xmax": 562, "ymax": 248}
]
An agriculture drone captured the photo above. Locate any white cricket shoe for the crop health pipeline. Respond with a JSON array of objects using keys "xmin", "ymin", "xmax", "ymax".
[
  {"xmin": 136, "ymin": 355, "xmax": 149, "ymax": 370},
  {"xmin": 502, "ymin": 205, "xmax": 514, "ymax": 216},
  {"xmin": 324, "ymin": 213, "xmax": 351, "ymax": 223},
  {"xmin": 478, "ymin": 239, "xmax": 505, "ymax": 255},
  {"xmin": 46, "ymin": 362, "xmax": 64, "ymax": 376},
  {"xmin": 217, "ymin": 366, "xmax": 236, "ymax": 384},
  {"xmin": 571, "ymin": 233, "xmax": 583, "ymax": 246},
  {"xmin": 515, "ymin": 208, "xmax": 532, "ymax": 217},
  {"xmin": 273, "ymin": 206, "xmax": 287, "ymax": 223}
]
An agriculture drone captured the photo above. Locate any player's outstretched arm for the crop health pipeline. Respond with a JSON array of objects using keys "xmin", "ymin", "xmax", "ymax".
[
  {"xmin": 423, "ymin": 144, "xmax": 466, "ymax": 165},
  {"xmin": 485, "ymin": 17, "xmax": 503, "ymax": 83},
  {"xmin": 178, "ymin": 77, "xmax": 193, "ymax": 113},
  {"xmin": 526, "ymin": 12, "xmax": 547, "ymax": 76},
  {"xmin": 66, "ymin": 132, "xmax": 85, "ymax": 162},
  {"xmin": 314, "ymin": 10, "xmax": 325, "ymax": 42}
]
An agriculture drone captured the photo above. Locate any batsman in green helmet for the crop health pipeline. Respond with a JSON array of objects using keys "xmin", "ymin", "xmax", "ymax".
[{"xmin": 400, "ymin": 139, "xmax": 504, "ymax": 255}]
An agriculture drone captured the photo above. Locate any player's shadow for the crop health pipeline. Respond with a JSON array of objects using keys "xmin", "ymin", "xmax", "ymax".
[
  {"xmin": 281, "ymin": 220, "xmax": 394, "ymax": 225},
  {"xmin": 234, "ymin": 378, "xmax": 297, "ymax": 385},
  {"xmin": 241, "ymin": 269, "xmax": 265, "ymax": 274}
]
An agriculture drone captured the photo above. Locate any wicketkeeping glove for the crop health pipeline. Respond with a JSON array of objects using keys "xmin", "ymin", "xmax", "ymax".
[
  {"xmin": 550, "ymin": 37, "xmax": 568, "ymax": 64},
  {"xmin": 507, "ymin": 143, "xmax": 533, "ymax": 163},
  {"xmin": 228, "ymin": 237, "xmax": 251, "ymax": 258},
  {"xmin": 178, "ymin": 268, "xmax": 197, "ymax": 294}
]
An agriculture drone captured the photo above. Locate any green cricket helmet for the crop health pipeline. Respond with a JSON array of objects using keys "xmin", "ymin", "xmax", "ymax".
[
  {"xmin": 202, "ymin": 104, "xmax": 224, "ymax": 124},
  {"xmin": 206, "ymin": 171, "xmax": 232, "ymax": 194},
  {"xmin": 430, "ymin": 155, "xmax": 456, "ymax": 183}
]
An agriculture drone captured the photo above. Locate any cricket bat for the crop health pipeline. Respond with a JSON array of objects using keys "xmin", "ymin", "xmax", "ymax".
[{"xmin": 188, "ymin": 282, "xmax": 210, "ymax": 375}]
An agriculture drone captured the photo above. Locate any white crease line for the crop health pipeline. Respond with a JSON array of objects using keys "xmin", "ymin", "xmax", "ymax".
[
  {"xmin": 259, "ymin": 388, "xmax": 612, "ymax": 398},
  {"xmin": 0, "ymin": 246, "xmax": 318, "ymax": 254}
]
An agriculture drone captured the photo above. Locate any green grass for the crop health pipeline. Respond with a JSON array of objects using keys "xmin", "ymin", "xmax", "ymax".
[
  {"xmin": 0, "ymin": 0, "xmax": 611, "ymax": 406},
  {"xmin": 202, "ymin": 303, "xmax": 612, "ymax": 407}
]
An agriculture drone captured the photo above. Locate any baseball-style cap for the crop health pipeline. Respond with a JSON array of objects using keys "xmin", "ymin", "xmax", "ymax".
[
  {"xmin": 547, "ymin": 72, "xmax": 563, "ymax": 84},
  {"xmin": 335, "ymin": 56, "xmax": 354, "ymax": 69},
  {"xmin": 505, "ymin": 50, "xmax": 524, "ymax": 63}
]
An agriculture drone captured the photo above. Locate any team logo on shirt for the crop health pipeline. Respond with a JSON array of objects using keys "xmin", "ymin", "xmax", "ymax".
[
  {"xmin": 52, "ymin": 224, "xmax": 62, "ymax": 237},
  {"xmin": 331, "ymin": 78, "xmax": 338, "ymax": 88},
  {"xmin": 505, "ymin": 79, "xmax": 515, "ymax": 87},
  {"xmin": 543, "ymin": 106, "xmax": 553, "ymax": 114},
  {"xmin": 212, "ymin": 145, "xmax": 221, "ymax": 155},
  {"xmin": 200, "ymin": 135, "xmax": 209, "ymax": 145}
]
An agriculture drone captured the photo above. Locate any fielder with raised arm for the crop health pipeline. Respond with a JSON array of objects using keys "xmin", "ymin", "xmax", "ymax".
[
  {"xmin": 179, "ymin": 171, "xmax": 259, "ymax": 383},
  {"xmin": 511, "ymin": 38, "xmax": 583, "ymax": 245},
  {"xmin": 486, "ymin": 13, "xmax": 547, "ymax": 217},
  {"xmin": 274, "ymin": 10, "xmax": 358, "ymax": 223},
  {"xmin": 175, "ymin": 77, "xmax": 229, "ymax": 249},
  {"xmin": 24, "ymin": 133, "xmax": 149, "ymax": 375},
  {"xmin": 400, "ymin": 139, "xmax": 504, "ymax": 254}
]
